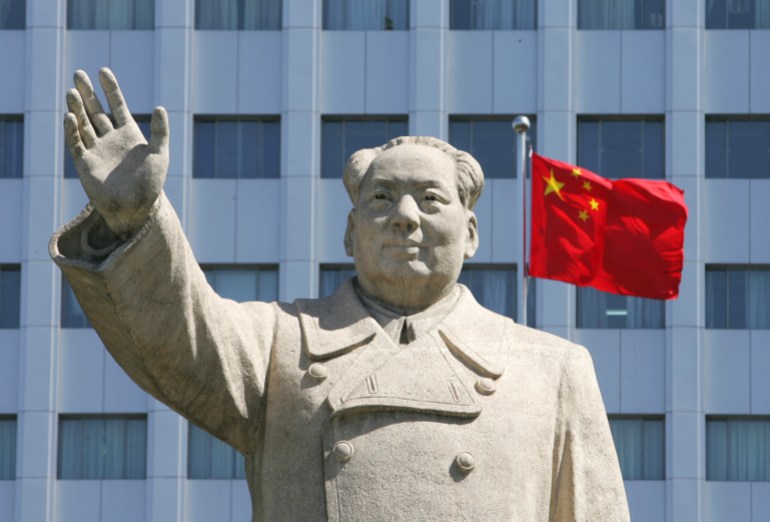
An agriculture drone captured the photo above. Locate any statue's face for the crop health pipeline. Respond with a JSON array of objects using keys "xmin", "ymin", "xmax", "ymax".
[{"xmin": 346, "ymin": 144, "xmax": 478, "ymax": 310}]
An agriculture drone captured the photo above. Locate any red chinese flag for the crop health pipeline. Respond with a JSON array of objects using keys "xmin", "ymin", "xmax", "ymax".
[{"xmin": 529, "ymin": 153, "xmax": 688, "ymax": 299}]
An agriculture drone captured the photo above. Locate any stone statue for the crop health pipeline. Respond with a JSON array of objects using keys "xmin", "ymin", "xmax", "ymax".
[{"xmin": 50, "ymin": 68, "xmax": 630, "ymax": 521}]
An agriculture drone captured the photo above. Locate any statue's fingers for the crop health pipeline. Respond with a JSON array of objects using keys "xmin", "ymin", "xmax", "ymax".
[
  {"xmin": 65, "ymin": 89, "xmax": 97, "ymax": 149},
  {"xmin": 64, "ymin": 113, "xmax": 87, "ymax": 159},
  {"xmin": 73, "ymin": 70, "xmax": 112, "ymax": 136},
  {"xmin": 98, "ymin": 67, "xmax": 132, "ymax": 128},
  {"xmin": 148, "ymin": 106, "xmax": 169, "ymax": 155}
]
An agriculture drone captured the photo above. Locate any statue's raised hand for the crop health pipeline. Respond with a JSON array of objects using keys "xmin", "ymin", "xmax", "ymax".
[{"xmin": 64, "ymin": 68, "xmax": 169, "ymax": 238}]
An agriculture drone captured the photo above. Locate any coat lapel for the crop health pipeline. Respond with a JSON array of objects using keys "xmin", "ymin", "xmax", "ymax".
[{"xmin": 295, "ymin": 280, "xmax": 511, "ymax": 419}]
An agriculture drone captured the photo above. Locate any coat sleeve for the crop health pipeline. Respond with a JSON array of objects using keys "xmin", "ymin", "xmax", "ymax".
[
  {"xmin": 49, "ymin": 193, "xmax": 277, "ymax": 456},
  {"xmin": 549, "ymin": 345, "xmax": 631, "ymax": 522}
]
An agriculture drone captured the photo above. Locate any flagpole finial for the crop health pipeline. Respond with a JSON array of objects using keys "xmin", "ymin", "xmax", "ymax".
[{"xmin": 512, "ymin": 115, "xmax": 530, "ymax": 133}]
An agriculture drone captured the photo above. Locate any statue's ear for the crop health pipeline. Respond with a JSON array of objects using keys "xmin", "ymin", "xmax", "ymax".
[
  {"xmin": 344, "ymin": 210, "xmax": 355, "ymax": 257},
  {"xmin": 464, "ymin": 211, "xmax": 479, "ymax": 259}
]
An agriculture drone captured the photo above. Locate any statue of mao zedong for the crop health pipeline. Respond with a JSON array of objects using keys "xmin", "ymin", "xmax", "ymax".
[{"xmin": 50, "ymin": 68, "xmax": 630, "ymax": 521}]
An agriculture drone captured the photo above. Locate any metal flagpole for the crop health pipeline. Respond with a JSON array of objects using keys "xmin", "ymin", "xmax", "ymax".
[{"xmin": 512, "ymin": 116, "xmax": 530, "ymax": 326}]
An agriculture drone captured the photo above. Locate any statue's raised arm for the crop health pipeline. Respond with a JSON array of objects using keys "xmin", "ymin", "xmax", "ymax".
[{"xmin": 64, "ymin": 68, "xmax": 168, "ymax": 239}]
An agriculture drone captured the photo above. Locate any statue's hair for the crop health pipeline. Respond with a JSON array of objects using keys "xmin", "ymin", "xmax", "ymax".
[{"xmin": 342, "ymin": 136, "xmax": 485, "ymax": 210}]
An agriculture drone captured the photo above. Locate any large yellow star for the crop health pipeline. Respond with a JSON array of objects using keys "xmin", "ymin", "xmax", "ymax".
[
  {"xmin": 543, "ymin": 169, "xmax": 565, "ymax": 201},
  {"xmin": 578, "ymin": 209, "xmax": 589, "ymax": 222},
  {"xmin": 589, "ymin": 198, "xmax": 599, "ymax": 211}
]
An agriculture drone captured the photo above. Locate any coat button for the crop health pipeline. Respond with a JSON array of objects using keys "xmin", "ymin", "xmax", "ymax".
[
  {"xmin": 308, "ymin": 362, "xmax": 328, "ymax": 380},
  {"xmin": 475, "ymin": 377, "xmax": 496, "ymax": 395},
  {"xmin": 455, "ymin": 452, "xmax": 475, "ymax": 473},
  {"xmin": 333, "ymin": 441, "xmax": 354, "ymax": 462}
]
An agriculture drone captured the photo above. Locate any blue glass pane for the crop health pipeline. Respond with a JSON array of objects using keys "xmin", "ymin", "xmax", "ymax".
[
  {"xmin": 1, "ymin": 119, "xmax": 22, "ymax": 179},
  {"xmin": 706, "ymin": 120, "xmax": 727, "ymax": 179},
  {"xmin": 458, "ymin": 266, "xmax": 516, "ymax": 318},
  {"xmin": 194, "ymin": 120, "xmax": 216, "ymax": 178},
  {"xmin": 323, "ymin": 0, "xmax": 408, "ymax": 30},
  {"xmin": 0, "ymin": 0, "xmax": 25, "ymax": 28},
  {"xmin": 706, "ymin": 268, "xmax": 727, "ymax": 328},
  {"xmin": 216, "ymin": 121, "xmax": 238, "ymax": 179},
  {"xmin": 449, "ymin": 0, "xmax": 471, "ymax": 29},
  {"xmin": 728, "ymin": 120, "xmax": 770, "ymax": 179},
  {"xmin": 577, "ymin": 120, "xmax": 600, "ymax": 173},
  {"xmin": 0, "ymin": 267, "xmax": 20, "ymax": 328},
  {"xmin": 321, "ymin": 120, "xmax": 343, "ymax": 179},
  {"xmin": 643, "ymin": 120, "xmax": 664, "ymax": 179},
  {"xmin": 262, "ymin": 120, "xmax": 280, "ymax": 178},
  {"xmin": 602, "ymin": 120, "xmax": 643, "ymax": 179},
  {"xmin": 0, "ymin": 417, "xmax": 15, "ymax": 480},
  {"xmin": 239, "ymin": 121, "xmax": 259, "ymax": 178},
  {"xmin": 706, "ymin": 0, "xmax": 727, "ymax": 28},
  {"xmin": 320, "ymin": 267, "xmax": 356, "ymax": 297},
  {"xmin": 472, "ymin": 120, "xmax": 515, "ymax": 179},
  {"xmin": 61, "ymin": 277, "xmax": 91, "ymax": 328}
]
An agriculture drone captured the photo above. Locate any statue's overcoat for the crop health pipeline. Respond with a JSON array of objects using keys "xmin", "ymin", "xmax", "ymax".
[{"xmin": 51, "ymin": 194, "xmax": 630, "ymax": 521}]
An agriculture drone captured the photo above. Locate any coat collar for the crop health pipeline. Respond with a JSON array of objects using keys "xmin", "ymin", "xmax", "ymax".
[{"xmin": 295, "ymin": 279, "xmax": 509, "ymax": 378}]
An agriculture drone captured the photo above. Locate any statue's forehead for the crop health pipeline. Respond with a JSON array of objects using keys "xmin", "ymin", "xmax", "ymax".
[{"xmin": 365, "ymin": 144, "xmax": 456, "ymax": 185}]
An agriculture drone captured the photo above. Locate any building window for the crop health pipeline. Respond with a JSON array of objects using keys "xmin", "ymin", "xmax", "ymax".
[
  {"xmin": 707, "ymin": 416, "xmax": 770, "ymax": 481},
  {"xmin": 320, "ymin": 265, "xmax": 356, "ymax": 298},
  {"xmin": 578, "ymin": 0, "xmax": 665, "ymax": 29},
  {"xmin": 706, "ymin": 117, "xmax": 770, "ymax": 179},
  {"xmin": 577, "ymin": 287, "xmax": 664, "ymax": 328},
  {"xmin": 0, "ymin": 0, "xmax": 25, "ymax": 29},
  {"xmin": 193, "ymin": 118, "xmax": 279, "ymax": 179},
  {"xmin": 0, "ymin": 266, "xmax": 20, "ymax": 329},
  {"xmin": 449, "ymin": 116, "xmax": 536, "ymax": 179},
  {"xmin": 0, "ymin": 416, "xmax": 15, "ymax": 480},
  {"xmin": 0, "ymin": 117, "xmax": 23, "ymax": 179},
  {"xmin": 323, "ymin": 0, "xmax": 408, "ymax": 30},
  {"xmin": 65, "ymin": 117, "xmax": 150, "ymax": 179},
  {"xmin": 707, "ymin": 0, "xmax": 770, "ymax": 29},
  {"xmin": 321, "ymin": 117, "xmax": 408, "ymax": 178},
  {"xmin": 320, "ymin": 264, "xmax": 535, "ymax": 325},
  {"xmin": 608, "ymin": 415, "xmax": 665, "ymax": 480},
  {"xmin": 187, "ymin": 424, "xmax": 245, "ymax": 479},
  {"xmin": 58, "ymin": 415, "xmax": 147, "ymax": 479},
  {"xmin": 450, "ymin": 0, "xmax": 536, "ymax": 29},
  {"xmin": 577, "ymin": 117, "xmax": 664, "ymax": 179},
  {"xmin": 61, "ymin": 278, "xmax": 91, "ymax": 328},
  {"xmin": 195, "ymin": 0, "xmax": 281, "ymax": 30},
  {"xmin": 67, "ymin": 0, "xmax": 155, "ymax": 30},
  {"xmin": 706, "ymin": 266, "xmax": 770, "ymax": 329},
  {"xmin": 202, "ymin": 266, "xmax": 278, "ymax": 302}
]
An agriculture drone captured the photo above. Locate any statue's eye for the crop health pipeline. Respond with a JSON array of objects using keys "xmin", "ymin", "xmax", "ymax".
[
  {"xmin": 424, "ymin": 194, "xmax": 438, "ymax": 202},
  {"xmin": 373, "ymin": 192, "xmax": 388, "ymax": 200}
]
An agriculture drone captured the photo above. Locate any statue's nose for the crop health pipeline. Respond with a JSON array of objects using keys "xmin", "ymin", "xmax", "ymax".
[{"xmin": 390, "ymin": 195, "xmax": 419, "ymax": 232}]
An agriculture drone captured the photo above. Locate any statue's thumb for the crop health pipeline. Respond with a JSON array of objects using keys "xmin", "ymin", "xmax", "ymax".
[{"xmin": 149, "ymin": 106, "xmax": 169, "ymax": 154}]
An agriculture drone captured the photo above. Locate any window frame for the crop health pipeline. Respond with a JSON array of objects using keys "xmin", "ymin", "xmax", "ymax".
[
  {"xmin": 193, "ymin": 116, "xmax": 281, "ymax": 179},
  {"xmin": 607, "ymin": 414, "xmax": 666, "ymax": 481},
  {"xmin": 194, "ymin": 0, "xmax": 283, "ymax": 30},
  {"xmin": 576, "ymin": 286, "xmax": 666, "ymax": 329},
  {"xmin": 577, "ymin": 115, "xmax": 665, "ymax": 180},
  {"xmin": 0, "ymin": 115, "xmax": 24, "ymax": 179},
  {"xmin": 0, "ymin": 415, "xmax": 16, "ymax": 481},
  {"xmin": 322, "ymin": 0, "xmax": 409, "ymax": 30},
  {"xmin": 57, "ymin": 413, "xmax": 148, "ymax": 480},
  {"xmin": 0, "ymin": 264, "xmax": 21, "ymax": 329},
  {"xmin": 66, "ymin": 0, "xmax": 156, "ymax": 30},
  {"xmin": 705, "ymin": 264, "xmax": 770, "ymax": 329},
  {"xmin": 448, "ymin": 115, "xmax": 536, "ymax": 179},
  {"xmin": 320, "ymin": 115, "xmax": 408, "ymax": 179},
  {"xmin": 706, "ymin": 116, "xmax": 770, "ymax": 179},
  {"xmin": 0, "ymin": 0, "xmax": 25, "ymax": 29},
  {"xmin": 577, "ymin": 0, "xmax": 665, "ymax": 30},
  {"xmin": 449, "ymin": 0, "xmax": 538, "ymax": 30},
  {"xmin": 706, "ymin": 415, "xmax": 770, "ymax": 481}
]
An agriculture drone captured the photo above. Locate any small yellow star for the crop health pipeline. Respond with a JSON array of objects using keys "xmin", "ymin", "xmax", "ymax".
[
  {"xmin": 571, "ymin": 168, "xmax": 582, "ymax": 178},
  {"xmin": 583, "ymin": 181, "xmax": 593, "ymax": 192},
  {"xmin": 589, "ymin": 198, "xmax": 599, "ymax": 211},
  {"xmin": 578, "ymin": 210, "xmax": 589, "ymax": 222},
  {"xmin": 543, "ymin": 169, "xmax": 565, "ymax": 201}
]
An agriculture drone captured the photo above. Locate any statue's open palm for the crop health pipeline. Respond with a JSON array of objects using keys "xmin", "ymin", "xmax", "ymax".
[{"xmin": 64, "ymin": 68, "xmax": 169, "ymax": 238}]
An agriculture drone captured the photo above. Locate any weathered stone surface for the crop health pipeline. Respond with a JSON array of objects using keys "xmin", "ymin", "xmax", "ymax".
[{"xmin": 50, "ymin": 68, "xmax": 630, "ymax": 521}]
